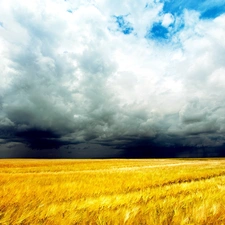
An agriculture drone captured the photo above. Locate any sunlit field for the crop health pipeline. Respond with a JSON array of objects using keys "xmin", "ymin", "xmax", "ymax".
[{"xmin": 1, "ymin": 159, "xmax": 225, "ymax": 224}]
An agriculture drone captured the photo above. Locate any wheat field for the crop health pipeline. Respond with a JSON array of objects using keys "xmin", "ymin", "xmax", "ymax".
[{"xmin": 1, "ymin": 159, "xmax": 225, "ymax": 224}]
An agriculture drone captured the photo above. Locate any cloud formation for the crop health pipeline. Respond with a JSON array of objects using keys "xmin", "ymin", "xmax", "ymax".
[{"xmin": 0, "ymin": 0, "xmax": 225, "ymax": 157}]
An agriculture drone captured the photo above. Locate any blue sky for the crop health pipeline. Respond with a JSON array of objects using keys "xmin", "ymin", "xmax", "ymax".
[
  {"xmin": 113, "ymin": 0, "xmax": 225, "ymax": 40},
  {"xmin": 114, "ymin": 15, "xmax": 134, "ymax": 35},
  {"xmin": 0, "ymin": 0, "xmax": 225, "ymax": 157},
  {"xmin": 163, "ymin": 0, "xmax": 225, "ymax": 19}
]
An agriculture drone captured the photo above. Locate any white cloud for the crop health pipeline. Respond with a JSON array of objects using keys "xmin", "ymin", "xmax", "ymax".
[
  {"xmin": 162, "ymin": 13, "xmax": 174, "ymax": 27},
  {"xmin": 1, "ymin": 0, "xmax": 225, "ymax": 153}
]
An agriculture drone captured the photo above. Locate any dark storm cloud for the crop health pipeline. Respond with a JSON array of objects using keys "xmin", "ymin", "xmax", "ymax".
[
  {"xmin": 0, "ymin": 0, "xmax": 225, "ymax": 157},
  {"xmin": 15, "ymin": 129, "xmax": 63, "ymax": 149}
]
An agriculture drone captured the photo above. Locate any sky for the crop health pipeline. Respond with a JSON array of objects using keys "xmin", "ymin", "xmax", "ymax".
[{"xmin": 0, "ymin": 0, "xmax": 225, "ymax": 158}]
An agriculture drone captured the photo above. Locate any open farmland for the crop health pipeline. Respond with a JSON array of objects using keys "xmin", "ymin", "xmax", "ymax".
[{"xmin": 1, "ymin": 159, "xmax": 225, "ymax": 224}]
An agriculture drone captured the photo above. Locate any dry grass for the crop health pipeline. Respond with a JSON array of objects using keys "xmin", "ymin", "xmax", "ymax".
[{"xmin": 1, "ymin": 158, "xmax": 225, "ymax": 224}]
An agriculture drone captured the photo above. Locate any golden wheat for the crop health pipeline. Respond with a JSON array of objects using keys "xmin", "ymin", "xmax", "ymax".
[{"xmin": 1, "ymin": 159, "xmax": 225, "ymax": 224}]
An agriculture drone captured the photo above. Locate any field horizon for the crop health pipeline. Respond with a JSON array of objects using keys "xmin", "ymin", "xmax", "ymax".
[{"xmin": 1, "ymin": 158, "xmax": 225, "ymax": 224}]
